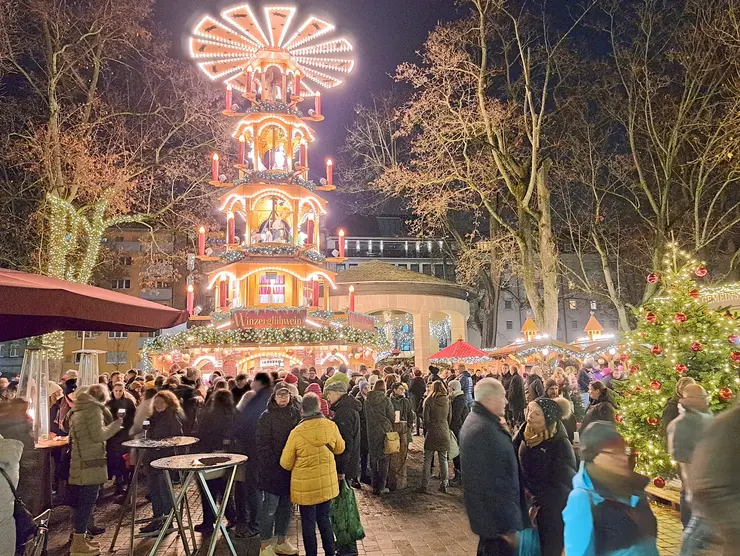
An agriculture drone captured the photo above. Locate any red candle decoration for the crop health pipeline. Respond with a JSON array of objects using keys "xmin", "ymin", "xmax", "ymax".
[
  {"xmin": 227, "ymin": 212, "xmax": 235, "ymax": 244},
  {"xmin": 238, "ymin": 135, "xmax": 246, "ymax": 165},
  {"xmin": 299, "ymin": 142, "xmax": 307, "ymax": 167},
  {"xmin": 647, "ymin": 273, "xmax": 659, "ymax": 284},
  {"xmin": 326, "ymin": 158, "xmax": 333, "ymax": 186},
  {"xmin": 719, "ymin": 387, "xmax": 734, "ymax": 401},
  {"xmin": 294, "ymin": 72, "xmax": 301, "ymax": 96},
  {"xmin": 338, "ymin": 229, "xmax": 345, "ymax": 258},
  {"xmin": 198, "ymin": 226, "xmax": 206, "ymax": 256},
  {"xmin": 312, "ymin": 280, "xmax": 320, "ymax": 306},
  {"xmin": 645, "ymin": 312, "xmax": 657, "ymax": 324},
  {"xmin": 211, "ymin": 153, "xmax": 219, "ymax": 181},
  {"xmin": 695, "ymin": 265, "xmax": 708, "ymax": 277},
  {"xmin": 689, "ymin": 288, "xmax": 700, "ymax": 299},
  {"xmin": 306, "ymin": 218, "xmax": 315, "ymax": 245},
  {"xmin": 674, "ymin": 312, "xmax": 687, "ymax": 324},
  {"xmin": 690, "ymin": 341, "xmax": 703, "ymax": 352},
  {"xmin": 651, "ymin": 344, "xmax": 663, "ymax": 356},
  {"xmin": 225, "ymin": 84, "xmax": 232, "ymax": 111},
  {"xmin": 315, "ymin": 91, "xmax": 322, "ymax": 116},
  {"xmin": 186, "ymin": 284, "xmax": 194, "ymax": 316},
  {"xmin": 674, "ymin": 363, "xmax": 688, "ymax": 374},
  {"xmin": 219, "ymin": 278, "xmax": 229, "ymax": 308},
  {"xmin": 349, "ymin": 285, "xmax": 355, "ymax": 312},
  {"xmin": 246, "ymin": 69, "xmax": 253, "ymax": 93}
]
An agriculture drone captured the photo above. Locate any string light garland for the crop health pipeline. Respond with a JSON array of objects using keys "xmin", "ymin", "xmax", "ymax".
[
  {"xmin": 219, "ymin": 245, "xmax": 325, "ymax": 263},
  {"xmin": 614, "ymin": 243, "xmax": 740, "ymax": 479},
  {"xmin": 429, "ymin": 316, "xmax": 452, "ymax": 347},
  {"xmin": 234, "ymin": 171, "xmax": 316, "ymax": 190}
]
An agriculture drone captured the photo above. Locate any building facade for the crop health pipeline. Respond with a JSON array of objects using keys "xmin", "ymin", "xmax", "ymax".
[{"xmin": 61, "ymin": 225, "xmax": 186, "ymax": 374}]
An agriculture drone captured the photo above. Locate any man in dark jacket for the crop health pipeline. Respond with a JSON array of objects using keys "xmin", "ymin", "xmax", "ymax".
[
  {"xmin": 408, "ymin": 370, "xmax": 427, "ymax": 435},
  {"xmin": 507, "ymin": 366, "xmax": 526, "ymax": 430},
  {"xmin": 231, "ymin": 373, "xmax": 250, "ymax": 405},
  {"xmin": 233, "ymin": 372, "xmax": 272, "ymax": 537},
  {"xmin": 427, "ymin": 365, "xmax": 441, "ymax": 384},
  {"xmin": 460, "ymin": 378, "xmax": 524, "ymax": 556},
  {"xmin": 457, "ymin": 364, "xmax": 474, "ymax": 405},
  {"xmin": 326, "ymin": 381, "xmax": 362, "ymax": 555},
  {"xmin": 577, "ymin": 357, "xmax": 595, "ymax": 408}
]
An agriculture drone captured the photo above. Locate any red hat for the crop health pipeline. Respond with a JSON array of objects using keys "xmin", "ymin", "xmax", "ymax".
[{"xmin": 284, "ymin": 373, "xmax": 298, "ymax": 385}]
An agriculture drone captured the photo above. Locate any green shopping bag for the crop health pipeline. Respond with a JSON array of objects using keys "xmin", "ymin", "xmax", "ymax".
[{"xmin": 330, "ymin": 480, "xmax": 365, "ymax": 545}]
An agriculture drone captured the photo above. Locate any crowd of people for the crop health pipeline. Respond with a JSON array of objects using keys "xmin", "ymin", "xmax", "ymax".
[{"xmin": 0, "ymin": 356, "xmax": 738, "ymax": 556}]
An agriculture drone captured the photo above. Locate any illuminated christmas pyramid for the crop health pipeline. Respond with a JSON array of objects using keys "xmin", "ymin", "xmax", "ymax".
[{"xmin": 143, "ymin": 4, "xmax": 386, "ymax": 374}]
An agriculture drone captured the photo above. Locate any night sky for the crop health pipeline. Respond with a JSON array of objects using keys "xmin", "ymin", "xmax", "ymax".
[{"xmin": 163, "ymin": 0, "xmax": 461, "ymax": 224}]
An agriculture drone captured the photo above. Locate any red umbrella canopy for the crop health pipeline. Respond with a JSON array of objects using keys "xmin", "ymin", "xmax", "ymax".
[
  {"xmin": 429, "ymin": 339, "xmax": 491, "ymax": 363},
  {"xmin": 0, "ymin": 269, "xmax": 189, "ymax": 342}
]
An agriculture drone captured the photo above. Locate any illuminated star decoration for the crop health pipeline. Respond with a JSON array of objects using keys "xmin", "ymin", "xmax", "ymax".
[{"xmin": 189, "ymin": 4, "xmax": 355, "ymax": 96}]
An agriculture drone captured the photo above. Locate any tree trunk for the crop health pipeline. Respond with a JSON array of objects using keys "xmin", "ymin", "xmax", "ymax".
[{"xmin": 536, "ymin": 161, "xmax": 559, "ymax": 337}]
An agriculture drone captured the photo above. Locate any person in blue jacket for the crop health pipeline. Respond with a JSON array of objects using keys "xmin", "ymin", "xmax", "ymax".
[{"xmin": 563, "ymin": 421, "xmax": 658, "ymax": 556}]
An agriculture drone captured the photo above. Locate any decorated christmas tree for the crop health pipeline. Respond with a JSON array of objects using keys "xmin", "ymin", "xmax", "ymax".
[{"xmin": 615, "ymin": 244, "xmax": 740, "ymax": 482}]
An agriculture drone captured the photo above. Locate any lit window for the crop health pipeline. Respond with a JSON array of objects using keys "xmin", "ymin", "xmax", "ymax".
[
  {"xmin": 590, "ymin": 300, "xmax": 597, "ymax": 311},
  {"xmin": 108, "ymin": 332, "xmax": 129, "ymax": 339},
  {"xmin": 568, "ymin": 300, "xmax": 577, "ymax": 310},
  {"xmin": 259, "ymin": 273, "xmax": 285, "ymax": 304}
]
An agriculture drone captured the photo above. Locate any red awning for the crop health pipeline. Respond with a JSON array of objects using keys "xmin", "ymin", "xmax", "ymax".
[
  {"xmin": 429, "ymin": 339, "xmax": 491, "ymax": 363},
  {"xmin": 0, "ymin": 269, "xmax": 189, "ymax": 341}
]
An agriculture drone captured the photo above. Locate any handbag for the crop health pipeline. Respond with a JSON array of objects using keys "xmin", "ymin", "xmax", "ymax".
[
  {"xmin": 448, "ymin": 431, "xmax": 460, "ymax": 460},
  {"xmin": 383, "ymin": 431, "xmax": 400, "ymax": 454},
  {"xmin": 0, "ymin": 467, "xmax": 37, "ymax": 552},
  {"xmin": 330, "ymin": 479, "xmax": 366, "ymax": 545}
]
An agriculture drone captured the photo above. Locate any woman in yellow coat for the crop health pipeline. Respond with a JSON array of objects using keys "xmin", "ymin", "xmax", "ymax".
[{"xmin": 281, "ymin": 392, "xmax": 345, "ymax": 556}]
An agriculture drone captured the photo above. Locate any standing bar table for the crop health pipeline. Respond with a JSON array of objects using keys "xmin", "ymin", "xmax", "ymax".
[
  {"xmin": 110, "ymin": 436, "xmax": 199, "ymax": 556},
  {"xmin": 149, "ymin": 453, "xmax": 247, "ymax": 556}
]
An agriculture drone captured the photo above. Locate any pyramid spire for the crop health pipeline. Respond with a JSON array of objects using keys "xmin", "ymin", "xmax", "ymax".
[
  {"xmin": 584, "ymin": 314, "xmax": 604, "ymax": 341},
  {"xmin": 521, "ymin": 316, "xmax": 538, "ymax": 342}
]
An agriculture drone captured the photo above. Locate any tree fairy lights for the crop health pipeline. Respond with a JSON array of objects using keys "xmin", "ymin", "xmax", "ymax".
[{"xmin": 615, "ymin": 244, "xmax": 740, "ymax": 479}]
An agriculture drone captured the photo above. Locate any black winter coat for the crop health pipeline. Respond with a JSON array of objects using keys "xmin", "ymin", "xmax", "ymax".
[
  {"xmin": 355, "ymin": 394, "xmax": 369, "ymax": 454},
  {"xmin": 507, "ymin": 373, "xmax": 527, "ymax": 411},
  {"xmin": 423, "ymin": 395, "xmax": 451, "ymax": 452},
  {"xmin": 390, "ymin": 394, "xmax": 414, "ymax": 443},
  {"xmin": 460, "ymin": 403, "xmax": 525, "ymax": 539},
  {"xmin": 106, "ymin": 397, "xmax": 136, "ymax": 448},
  {"xmin": 525, "ymin": 375, "xmax": 545, "ymax": 404},
  {"xmin": 364, "ymin": 390, "xmax": 394, "ymax": 459},
  {"xmin": 144, "ymin": 409, "xmax": 183, "ymax": 464},
  {"xmin": 514, "ymin": 423, "xmax": 576, "ymax": 501},
  {"xmin": 255, "ymin": 397, "xmax": 300, "ymax": 495},
  {"xmin": 449, "ymin": 393, "xmax": 470, "ymax": 438},
  {"xmin": 233, "ymin": 386, "xmax": 272, "ymax": 458},
  {"xmin": 409, "ymin": 377, "xmax": 427, "ymax": 410},
  {"xmin": 231, "ymin": 385, "xmax": 250, "ymax": 406},
  {"xmin": 196, "ymin": 405, "xmax": 236, "ymax": 452},
  {"xmin": 501, "ymin": 371, "xmax": 513, "ymax": 393},
  {"xmin": 581, "ymin": 392, "xmax": 617, "ymax": 431},
  {"xmin": 331, "ymin": 394, "xmax": 362, "ymax": 479}
]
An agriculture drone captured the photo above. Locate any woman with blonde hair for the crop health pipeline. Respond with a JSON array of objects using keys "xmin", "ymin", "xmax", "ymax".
[{"xmin": 67, "ymin": 384, "xmax": 124, "ymax": 555}]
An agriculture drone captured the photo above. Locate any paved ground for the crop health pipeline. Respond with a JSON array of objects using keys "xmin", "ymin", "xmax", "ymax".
[{"xmin": 47, "ymin": 436, "xmax": 684, "ymax": 555}]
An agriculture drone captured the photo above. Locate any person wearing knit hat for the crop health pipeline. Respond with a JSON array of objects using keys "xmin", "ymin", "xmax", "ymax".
[
  {"xmin": 367, "ymin": 375, "xmax": 379, "ymax": 389},
  {"xmin": 305, "ymin": 382, "xmax": 329, "ymax": 417},
  {"xmin": 513, "ymin": 397, "xmax": 576, "ymax": 556},
  {"xmin": 544, "ymin": 379, "xmax": 559, "ymax": 399},
  {"xmin": 283, "ymin": 372, "xmax": 298, "ymax": 385},
  {"xmin": 563, "ymin": 421, "xmax": 658, "ymax": 555}
]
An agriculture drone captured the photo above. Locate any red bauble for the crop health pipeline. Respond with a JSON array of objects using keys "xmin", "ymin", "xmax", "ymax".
[
  {"xmin": 619, "ymin": 352, "xmax": 629, "ymax": 362},
  {"xmin": 647, "ymin": 416, "xmax": 659, "ymax": 426},
  {"xmin": 629, "ymin": 364, "xmax": 640, "ymax": 375},
  {"xmin": 653, "ymin": 476, "xmax": 666, "ymax": 489},
  {"xmin": 690, "ymin": 341, "xmax": 703, "ymax": 352},
  {"xmin": 688, "ymin": 288, "xmax": 700, "ymax": 299},
  {"xmin": 645, "ymin": 312, "xmax": 658, "ymax": 324},
  {"xmin": 651, "ymin": 344, "xmax": 663, "ymax": 356},
  {"xmin": 719, "ymin": 387, "xmax": 734, "ymax": 401},
  {"xmin": 674, "ymin": 312, "xmax": 687, "ymax": 324},
  {"xmin": 650, "ymin": 380, "xmax": 662, "ymax": 391},
  {"xmin": 729, "ymin": 334, "xmax": 740, "ymax": 345},
  {"xmin": 615, "ymin": 413, "xmax": 623, "ymax": 423},
  {"xmin": 647, "ymin": 273, "xmax": 660, "ymax": 284},
  {"xmin": 634, "ymin": 386, "xmax": 644, "ymax": 393},
  {"xmin": 695, "ymin": 266, "xmax": 708, "ymax": 278},
  {"xmin": 731, "ymin": 352, "xmax": 740, "ymax": 363},
  {"xmin": 674, "ymin": 363, "xmax": 688, "ymax": 374}
]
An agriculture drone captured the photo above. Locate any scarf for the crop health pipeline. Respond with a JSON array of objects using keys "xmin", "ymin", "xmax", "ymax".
[{"xmin": 523, "ymin": 422, "xmax": 557, "ymax": 448}]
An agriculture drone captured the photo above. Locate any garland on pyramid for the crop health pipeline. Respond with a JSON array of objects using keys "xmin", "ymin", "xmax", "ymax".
[{"xmin": 614, "ymin": 244, "xmax": 740, "ymax": 480}]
